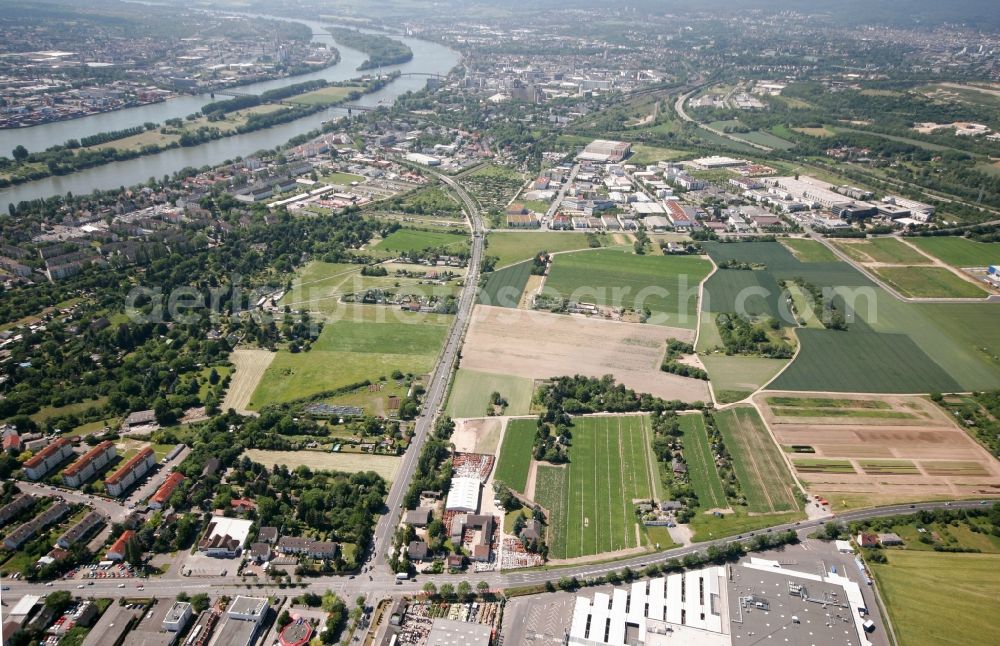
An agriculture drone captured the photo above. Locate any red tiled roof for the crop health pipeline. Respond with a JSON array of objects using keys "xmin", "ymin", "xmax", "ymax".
[
  {"xmin": 63, "ymin": 441, "xmax": 114, "ymax": 477},
  {"xmin": 150, "ymin": 471, "xmax": 184, "ymax": 506},
  {"xmin": 104, "ymin": 447, "xmax": 153, "ymax": 485},
  {"xmin": 107, "ymin": 530, "xmax": 135, "ymax": 558},
  {"xmin": 23, "ymin": 438, "xmax": 70, "ymax": 469}
]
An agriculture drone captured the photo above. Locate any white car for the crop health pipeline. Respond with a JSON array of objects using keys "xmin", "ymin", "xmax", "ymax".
[
  {"xmin": 118, "ymin": 583, "xmax": 125, "ymax": 588},
  {"xmin": 76, "ymin": 584, "xmax": 85, "ymax": 589}
]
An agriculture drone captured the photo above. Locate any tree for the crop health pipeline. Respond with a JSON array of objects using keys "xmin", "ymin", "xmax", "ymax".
[
  {"xmin": 124, "ymin": 535, "xmax": 144, "ymax": 568},
  {"xmin": 278, "ymin": 609, "xmax": 293, "ymax": 627},
  {"xmin": 457, "ymin": 581, "xmax": 472, "ymax": 601},
  {"xmin": 439, "ymin": 583, "xmax": 455, "ymax": 600},
  {"xmin": 190, "ymin": 593, "xmax": 210, "ymax": 613},
  {"xmin": 45, "ymin": 590, "xmax": 72, "ymax": 613},
  {"xmin": 422, "ymin": 582, "xmax": 437, "ymax": 597},
  {"xmin": 476, "ymin": 581, "xmax": 490, "ymax": 595},
  {"xmin": 12, "ymin": 145, "xmax": 28, "ymax": 162}
]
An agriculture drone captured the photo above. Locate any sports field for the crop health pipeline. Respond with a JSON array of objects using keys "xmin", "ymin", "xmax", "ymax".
[
  {"xmin": 779, "ymin": 238, "xmax": 838, "ymax": 263},
  {"xmin": 493, "ymin": 418, "xmax": 536, "ymax": 493},
  {"xmin": 679, "ymin": 414, "xmax": 727, "ymax": 509},
  {"xmin": 871, "ymin": 551, "xmax": 1000, "ymax": 646},
  {"xmin": 536, "ymin": 415, "xmax": 659, "ymax": 559},
  {"xmin": 486, "ymin": 232, "xmax": 604, "ymax": 268},
  {"xmin": 250, "ymin": 313, "xmax": 450, "ymax": 408},
  {"xmin": 545, "ymin": 248, "xmax": 712, "ymax": 328},
  {"xmin": 713, "ymin": 407, "xmax": 799, "ymax": 513},
  {"xmin": 906, "ymin": 236, "xmax": 1000, "ymax": 268},
  {"xmin": 375, "ymin": 228, "xmax": 468, "ymax": 254},
  {"xmin": 478, "ymin": 260, "xmax": 532, "ymax": 308},
  {"xmin": 874, "ymin": 266, "xmax": 988, "ymax": 298},
  {"xmin": 445, "ymin": 369, "xmax": 534, "ymax": 418}
]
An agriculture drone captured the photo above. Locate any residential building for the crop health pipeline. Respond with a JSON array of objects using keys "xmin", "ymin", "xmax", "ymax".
[
  {"xmin": 0, "ymin": 493, "xmax": 34, "ymax": 526},
  {"xmin": 56, "ymin": 511, "xmax": 104, "ymax": 548},
  {"xmin": 149, "ymin": 471, "xmax": 184, "ymax": 509},
  {"xmin": 23, "ymin": 438, "xmax": 74, "ymax": 480},
  {"xmin": 104, "ymin": 446, "xmax": 156, "ymax": 497},
  {"xmin": 106, "ymin": 529, "xmax": 135, "ymax": 561},
  {"xmin": 62, "ymin": 441, "xmax": 116, "ymax": 487},
  {"xmin": 276, "ymin": 536, "xmax": 339, "ymax": 559},
  {"xmin": 3, "ymin": 502, "xmax": 70, "ymax": 550}
]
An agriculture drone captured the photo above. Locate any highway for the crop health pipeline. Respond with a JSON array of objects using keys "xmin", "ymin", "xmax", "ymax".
[{"xmin": 370, "ymin": 168, "xmax": 486, "ymax": 567}]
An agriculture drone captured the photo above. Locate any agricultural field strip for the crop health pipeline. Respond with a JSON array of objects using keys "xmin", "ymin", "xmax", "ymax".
[
  {"xmin": 719, "ymin": 408, "xmax": 799, "ymax": 513},
  {"xmin": 681, "ymin": 415, "xmax": 727, "ymax": 509}
]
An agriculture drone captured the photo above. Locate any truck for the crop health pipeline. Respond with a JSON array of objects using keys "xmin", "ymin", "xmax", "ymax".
[{"xmin": 395, "ymin": 572, "xmax": 409, "ymax": 581}]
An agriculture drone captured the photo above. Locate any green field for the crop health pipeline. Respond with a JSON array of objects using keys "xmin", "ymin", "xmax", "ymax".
[
  {"xmin": 908, "ymin": 236, "xmax": 1000, "ymax": 268},
  {"xmin": 701, "ymin": 355, "xmax": 787, "ymax": 403},
  {"xmin": 375, "ymin": 228, "xmax": 468, "ymax": 254},
  {"xmin": 680, "ymin": 414, "xmax": 727, "ymax": 509},
  {"xmin": 740, "ymin": 130, "xmax": 795, "ymax": 150},
  {"xmin": 30, "ymin": 397, "xmax": 108, "ymax": 423},
  {"xmin": 770, "ymin": 407, "xmax": 916, "ymax": 419},
  {"xmin": 714, "ymin": 408, "xmax": 799, "ymax": 513},
  {"xmin": 628, "ymin": 145, "xmax": 690, "ymax": 166},
  {"xmin": 286, "ymin": 84, "xmax": 358, "ymax": 106},
  {"xmin": 779, "ymin": 238, "xmax": 838, "ymax": 263},
  {"xmin": 250, "ymin": 314, "xmax": 450, "ymax": 408},
  {"xmin": 545, "ymin": 249, "xmax": 712, "ymax": 328},
  {"xmin": 791, "ymin": 458, "xmax": 857, "ymax": 474},
  {"xmin": 322, "ymin": 172, "xmax": 365, "ymax": 185},
  {"xmin": 445, "ymin": 369, "xmax": 534, "ymax": 418},
  {"xmin": 486, "ymin": 232, "xmax": 604, "ymax": 268},
  {"xmin": 493, "ymin": 418, "xmax": 536, "ymax": 493},
  {"xmin": 704, "ymin": 241, "xmax": 1000, "ymax": 393},
  {"xmin": 872, "ymin": 551, "xmax": 1000, "ymax": 646},
  {"xmin": 539, "ymin": 415, "xmax": 658, "ymax": 559},
  {"xmin": 478, "ymin": 260, "xmax": 532, "ymax": 308},
  {"xmin": 875, "ymin": 266, "xmax": 988, "ymax": 298},
  {"xmin": 858, "ymin": 460, "xmax": 920, "ymax": 475},
  {"xmin": 765, "ymin": 396, "xmax": 891, "ymax": 409},
  {"xmin": 833, "ymin": 237, "xmax": 933, "ymax": 265}
]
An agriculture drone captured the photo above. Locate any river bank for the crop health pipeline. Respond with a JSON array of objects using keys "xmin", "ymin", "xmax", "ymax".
[{"xmin": 0, "ymin": 16, "xmax": 460, "ymax": 210}]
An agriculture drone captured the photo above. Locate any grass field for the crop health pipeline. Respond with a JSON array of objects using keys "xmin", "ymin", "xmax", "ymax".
[
  {"xmin": 493, "ymin": 418, "xmax": 536, "ymax": 493},
  {"xmin": 907, "ymin": 237, "xmax": 1000, "ymax": 268},
  {"xmin": 714, "ymin": 408, "xmax": 799, "ymax": 513},
  {"xmin": 286, "ymin": 85, "xmax": 358, "ymax": 106},
  {"xmin": 874, "ymin": 266, "xmax": 988, "ymax": 298},
  {"xmin": 486, "ymin": 231, "xmax": 605, "ymax": 268},
  {"xmin": 701, "ymin": 355, "xmax": 787, "ymax": 402},
  {"xmin": 628, "ymin": 145, "xmax": 691, "ymax": 166},
  {"xmin": 545, "ymin": 249, "xmax": 712, "ymax": 328},
  {"xmin": 250, "ymin": 314, "xmax": 449, "ymax": 408},
  {"xmin": 445, "ymin": 369, "xmax": 534, "ymax": 418},
  {"xmin": 478, "ymin": 260, "xmax": 533, "ymax": 308},
  {"xmin": 539, "ymin": 415, "xmax": 658, "ymax": 559},
  {"xmin": 833, "ymin": 238, "xmax": 933, "ymax": 265},
  {"xmin": 243, "ymin": 449, "xmax": 400, "ymax": 481},
  {"xmin": 29, "ymin": 397, "xmax": 108, "ymax": 423},
  {"xmin": 375, "ymin": 228, "xmax": 468, "ymax": 254},
  {"xmin": 680, "ymin": 415, "xmax": 727, "ymax": 509},
  {"xmin": 740, "ymin": 130, "xmax": 795, "ymax": 150},
  {"xmin": 871, "ymin": 551, "xmax": 1000, "ymax": 646},
  {"xmin": 322, "ymin": 172, "xmax": 365, "ymax": 185},
  {"xmin": 779, "ymin": 238, "xmax": 839, "ymax": 263}
]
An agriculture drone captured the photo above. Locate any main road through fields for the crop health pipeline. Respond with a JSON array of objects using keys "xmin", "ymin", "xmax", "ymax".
[
  {"xmin": 1, "ymin": 501, "xmax": 984, "ymax": 604},
  {"xmin": 369, "ymin": 168, "xmax": 485, "ymax": 567}
]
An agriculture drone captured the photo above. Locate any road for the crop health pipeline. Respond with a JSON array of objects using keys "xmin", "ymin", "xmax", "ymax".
[
  {"xmin": 544, "ymin": 163, "xmax": 580, "ymax": 222},
  {"xmin": 370, "ymin": 169, "xmax": 486, "ymax": 567},
  {"xmin": 2, "ymin": 500, "xmax": 983, "ymax": 605}
]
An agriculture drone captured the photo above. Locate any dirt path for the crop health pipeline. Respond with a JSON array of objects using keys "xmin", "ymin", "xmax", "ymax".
[
  {"xmin": 222, "ymin": 347, "xmax": 275, "ymax": 415},
  {"xmin": 524, "ymin": 459, "xmax": 540, "ymax": 501}
]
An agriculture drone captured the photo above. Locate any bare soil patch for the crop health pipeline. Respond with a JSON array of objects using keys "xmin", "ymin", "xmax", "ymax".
[
  {"xmin": 461, "ymin": 306, "xmax": 709, "ymax": 403},
  {"xmin": 222, "ymin": 347, "xmax": 275, "ymax": 415},
  {"xmin": 451, "ymin": 417, "xmax": 504, "ymax": 454},
  {"xmin": 756, "ymin": 391, "xmax": 1000, "ymax": 503}
]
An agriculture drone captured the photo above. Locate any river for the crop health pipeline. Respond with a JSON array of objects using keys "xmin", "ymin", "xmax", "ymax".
[{"xmin": 0, "ymin": 17, "xmax": 459, "ymax": 210}]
